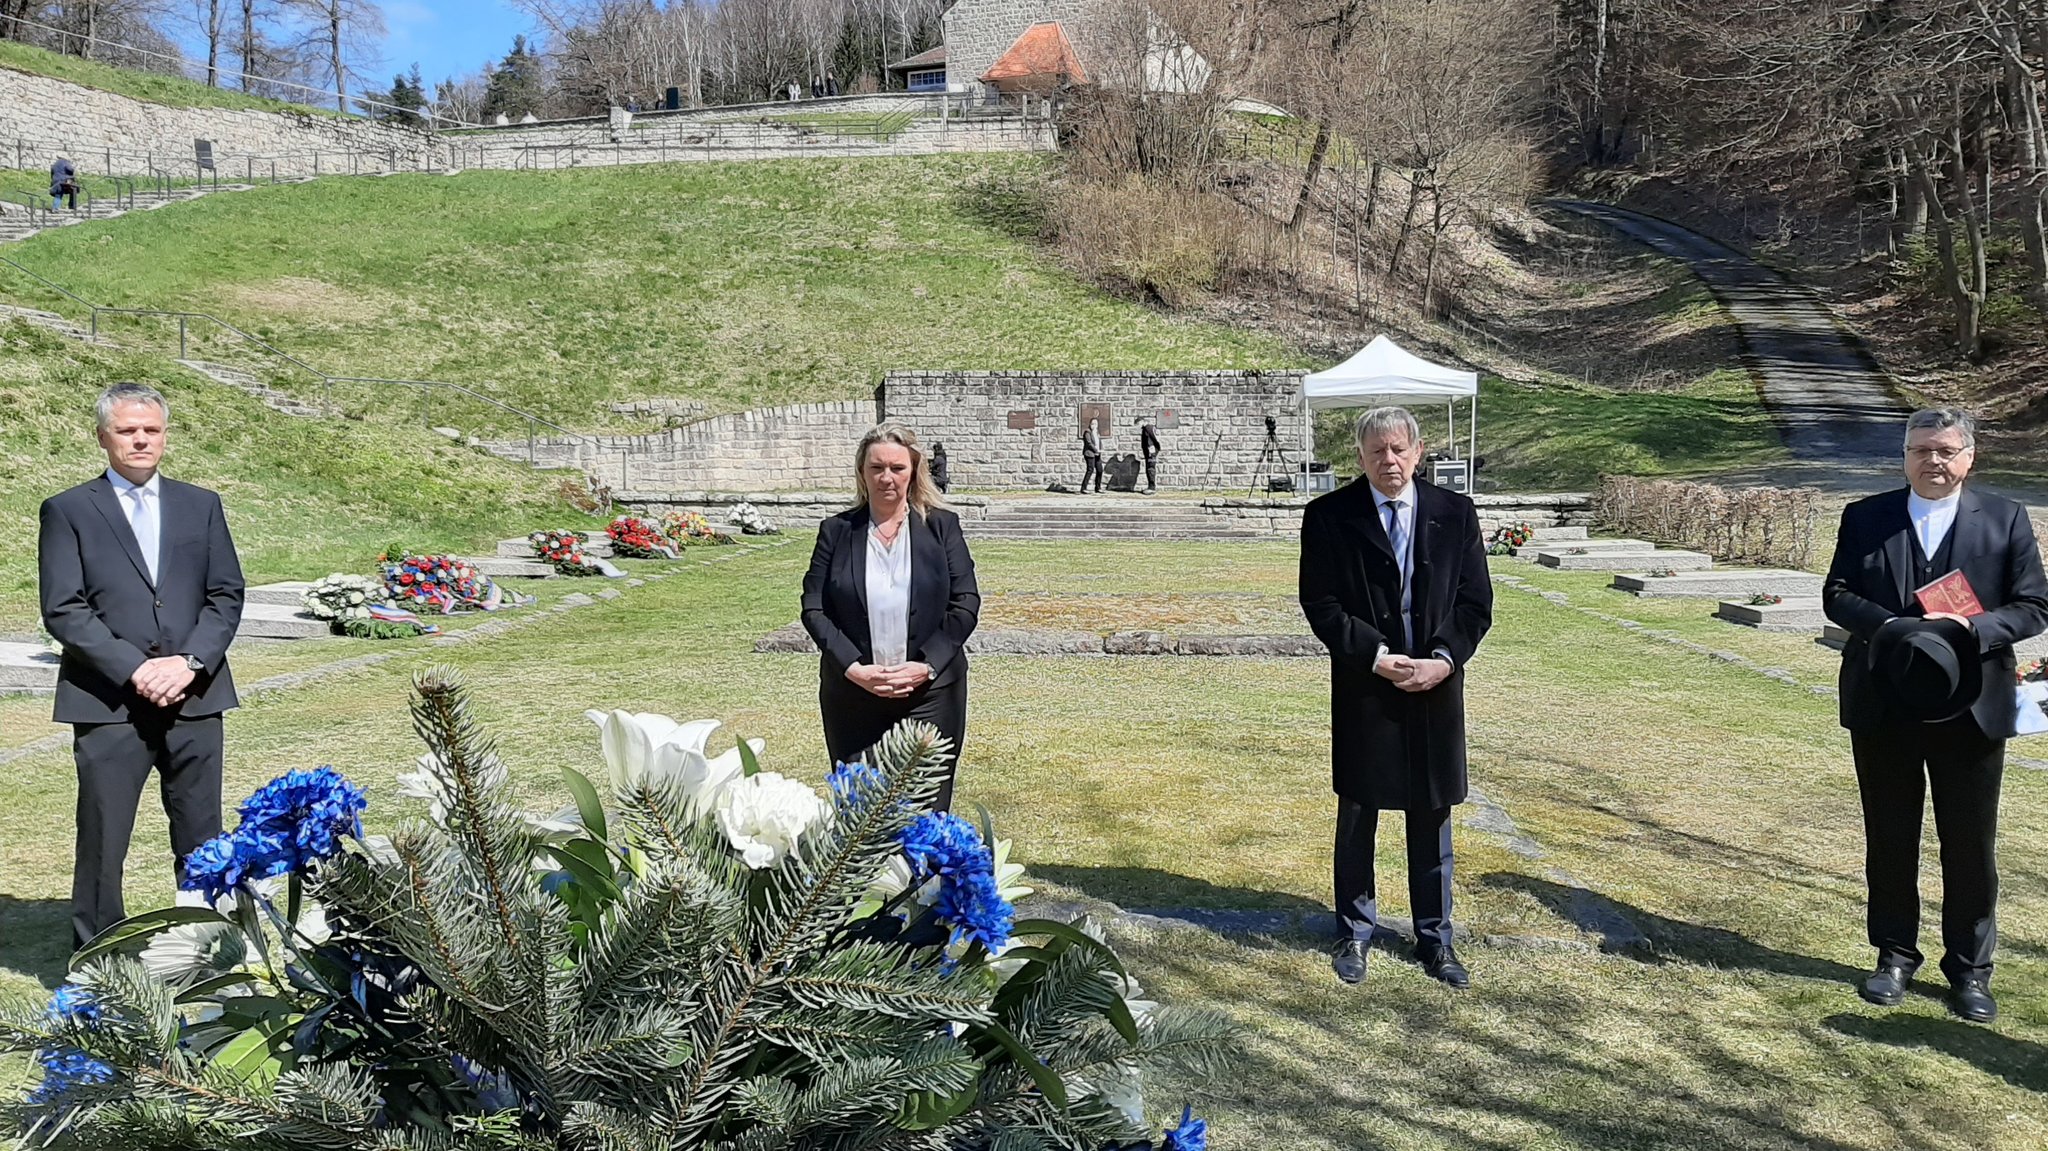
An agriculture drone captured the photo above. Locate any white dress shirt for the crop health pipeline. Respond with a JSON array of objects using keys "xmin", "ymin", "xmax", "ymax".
[
  {"xmin": 1369, "ymin": 482, "xmax": 1454, "ymax": 672},
  {"xmin": 107, "ymin": 467, "xmax": 161, "ymax": 586},
  {"xmin": 1908, "ymin": 489, "xmax": 1962, "ymax": 557},
  {"xmin": 865, "ymin": 513, "xmax": 913, "ymax": 668}
]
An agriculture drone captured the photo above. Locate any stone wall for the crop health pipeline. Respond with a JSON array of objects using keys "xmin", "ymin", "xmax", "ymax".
[
  {"xmin": 880, "ymin": 370, "xmax": 1307, "ymax": 490},
  {"xmin": 506, "ymin": 400, "xmax": 879, "ymax": 492},
  {"xmin": 446, "ymin": 113, "xmax": 1051, "ymax": 163},
  {"xmin": 1201, "ymin": 492, "xmax": 1595, "ymax": 536},
  {"xmin": 622, "ymin": 491, "xmax": 994, "ymax": 533},
  {"xmin": 0, "ymin": 64, "xmax": 443, "ymax": 178},
  {"xmin": 943, "ymin": 0, "xmax": 1096, "ymax": 99}
]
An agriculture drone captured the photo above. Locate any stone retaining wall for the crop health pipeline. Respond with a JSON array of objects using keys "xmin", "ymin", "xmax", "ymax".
[
  {"xmin": 0, "ymin": 64, "xmax": 442, "ymax": 178},
  {"xmin": 881, "ymin": 369, "xmax": 1307, "ymax": 490},
  {"xmin": 619, "ymin": 490, "xmax": 995, "ymax": 533},
  {"xmin": 449, "ymin": 115, "xmax": 1050, "ymax": 162},
  {"xmin": 506, "ymin": 401, "xmax": 879, "ymax": 491},
  {"xmin": 1200, "ymin": 492, "xmax": 1595, "ymax": 536}
]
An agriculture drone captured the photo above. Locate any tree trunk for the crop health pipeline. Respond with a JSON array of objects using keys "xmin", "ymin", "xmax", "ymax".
[
  {"xmin": 329, "ymin": 1, "xmax": 345, "ymax": 112},
  {"xmin": 1286, "ymin": 119, "xmax": 1332, "ymax": 232},
  {"xmin": 1388, "ymin": 171, "xmax": 1423, "ymax": 277},
  {"xmin": 1905, "ymin": 131, "xmax": 1984, "ymax": 358},
  {"xmin": 1422, "ymin": 186, "xmax": 1446, "ymax": 316},
  {"xmin": 206, "ymin": 0, "xmax": 222, "ymax": 86},
  {"xmin": 241, "ymin": 0, "xmax": 256, "ymax": 91},
  {"xmin": 1586, "ymin": 0, "xmax": 1610, "ymax": 163}
]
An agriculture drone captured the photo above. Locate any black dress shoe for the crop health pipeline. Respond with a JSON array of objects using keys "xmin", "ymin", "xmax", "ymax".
[
  {"xmin": 1418, "ymin": 946, "xmax": 1470, "ymax": 989},
  {"xmin": 1859, "ymin": 963, "xmax": 1912, "ymax": 1007},
  {"xmin": 1947, "ymin": 978, "xmax": 1997, "ymax": 1024},
  {"xmin": 1331, "ymin": 940, "xmax": 1369, "ymax": 984}
]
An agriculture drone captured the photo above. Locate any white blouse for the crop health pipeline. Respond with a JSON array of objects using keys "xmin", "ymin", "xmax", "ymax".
[{"xmin": 865, "ymin": 514, "xmax": 913, "ymax": 667}]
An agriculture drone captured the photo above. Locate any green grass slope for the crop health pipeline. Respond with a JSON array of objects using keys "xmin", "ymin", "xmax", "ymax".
[
  {"xmin": 0, "ymin": 319, "xmax": 587, "ymax": 631},
  {"xmin": 0, "ymin": 39, "xmax": 342, "ymax": 116},
  {"xmin": 0, "ymin": 156, "xmax": 1304, "ymax": 434}
]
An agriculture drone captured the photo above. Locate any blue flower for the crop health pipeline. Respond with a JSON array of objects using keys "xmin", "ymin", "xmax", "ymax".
[
  {"xmin": 899, "ymin": 812, "xmax": 1013, "ymax": 951},
  {"xmin": 26, "ymin": 1047, "xmax": 116, "ymax": 1105},
  {"xmin": 44, "ymin": 984, "xmax": 102, "ymax": 1026},
  {"xmin": 936, "ymin": 868, "xmax": 1012, "ymax": 952},
  {"xmin": 180, "ymin": 767, "xmax": 367, "ymax": 900},
  {"xmin": 1162, "ymin": 1106, "xmax": 1207, "ymax": 1151},
  {"xmin": 827, "ymin": 760, "xmax": 888, "ymax": 809},
  {"xmin": 900, "ymin": 812, "xmax": 989, "ymax": 880}
]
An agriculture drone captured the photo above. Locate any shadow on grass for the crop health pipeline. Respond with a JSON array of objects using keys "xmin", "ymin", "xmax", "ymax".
[
  {"xmin": 1483, "ymin": 872, "xmax": 1868, "ymax": 984},
  {"xmin": 0, "ymin": 895, "xmax": 71, "ymax": 985},
  {"xmin": 1822, "ymin": 1012, "xmax": 2048, "ymax": 1093},
  {"xmin": 1029, "ymin": 863, "xmax": 1325, "ymax": 916}
]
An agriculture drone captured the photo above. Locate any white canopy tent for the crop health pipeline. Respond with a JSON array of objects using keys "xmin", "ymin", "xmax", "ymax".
[{"xmin": 1300, "ymin": 334, "xmax": 1480, "ymax": 472}]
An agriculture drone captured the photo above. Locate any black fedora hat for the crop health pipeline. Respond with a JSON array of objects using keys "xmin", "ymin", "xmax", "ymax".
[{"xmin": 1868, "ymin": 616, "xmax": 1982, "ymax": 723}]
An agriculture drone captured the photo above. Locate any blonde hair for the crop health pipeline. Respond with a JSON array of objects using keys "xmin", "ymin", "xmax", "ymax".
[{"xmin": 854, "ymin": 422, "xmax": 947, "ymax": 515}]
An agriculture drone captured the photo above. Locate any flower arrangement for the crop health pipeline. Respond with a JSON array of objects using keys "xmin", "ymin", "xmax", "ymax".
[
  {"xmin": 1567, "ymin": 547, "xmax": 1590, "ymax": 556},
  {"xmin": 1646, "ymin": 567, "xmax": 1680, "ymax": 578},
  {"xmin": 1748, "ymin": 593, "xmax": 1784, "ymax": 606},
  {"xmin": 530, "ymin": 529, "xmax": 602, "ymax": 576},
  {"xmin": 2021, "ymin": 658, "xmax": 2048, "ymax": 684},
  {"xmin": 4, "ymin": 672, "xmax": 1235, "ymax": 1150},
  {"xmin": 1487, "ymin": 522, "xmax": 1533, "ymax": 556},
  {"xmin": 300, "ymin": 573, "xmax": 379, "ymax": 624},
  {"xmin": 382, "ymin": 554, "xmax": 504, "ymax": 613},
  {"xmin": 662, "ymin": 509, "xmax": 736, "ymax": 547},
  {"xmin": 606, "ymin": 515, "xmax": 678, "ymax": 559},
  {"xmin": 731, "ymin": 501, "xmax": 779, "ymax": 535}
]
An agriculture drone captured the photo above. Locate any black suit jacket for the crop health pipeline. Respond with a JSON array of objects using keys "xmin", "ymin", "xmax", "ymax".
[
  {"xmin": 38, "ymin": 474, "xmax": 246, "ymax": 724},
  {"xmin": 800, "ymin": 505, "xmax": 981, "ymax": 682},
  {"xmin": 1823, "ymin": 485, "xmax": 2048, "ymax": 737},
  {"xmin": 1299, "ymin": 477, "xmax": 1493, "ymax": 810}
]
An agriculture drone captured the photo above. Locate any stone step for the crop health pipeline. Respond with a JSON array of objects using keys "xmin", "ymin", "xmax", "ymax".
[
  {"xmin": 1613, "ymin": 569, "xmax": 1824, "ymax": 598},
  {"xmin": 1527, "ymin": 525, "xmax": 1589, "ymax": 541},
  {"xmin": 0, "ymin": 640, "xmax": 61, "ymax": 691},
  {"xmin": 237, "ymin": 602, "xmax": 329, "ymax": 640},
  {"xmin": 1536, "ymin": 549, "xmax": 1715, "ymax": 572},
  {"xmin": 496, "ymin": 535, "xmax": 614, "ymax": 558},
  {"xmin": 1539, "ymin": 537, "xmax": 1656, "ymax": 551},
  {"xmin": 462, "ymin": 557, "xmax": 555, "ymax": 579},
  {"xmin": 1714, "ymin": 596, "xmax": 1830, "ymax": 631},
  {"xmin": 246, "ymin": 580, "xmax": 314, "ymax": 607}
]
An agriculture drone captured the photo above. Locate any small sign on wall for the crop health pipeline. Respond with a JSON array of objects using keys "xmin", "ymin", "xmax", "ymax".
[
  {"xmin": 1007, "ymin": 410, "xmax": 1037, "ymax": 430},
  {"xmin": 1156, "ymin": 409, "xmax": 1179, "ymax": 429},
  {"xmin": 1078, "ymin": 403, "xmax": 1112, "ymax": 437}
]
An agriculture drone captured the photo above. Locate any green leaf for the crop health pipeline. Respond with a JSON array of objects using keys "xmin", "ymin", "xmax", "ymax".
[
  {"xmin": 1010, "ymin": 919, "xmax": 1125, "ymax": 976},
  {"xmin": 72, "ymin": 905, "xmax": 232, "ymax": 967},
  {"xmin": 968, "ymin": 1020, "xmax": 1067, "ymax": 1109},
  {"xmin": 213, "ymin": 1013, "xmax": 299, "ymax": 1086},
  {"xmin": 1104, "ymin": 992, "xmax": 1141, "ymax": 1044},
  {"xmin": 974, "ymin": 802, "xmax": 996, "ymax": 850},
  {"xmin": 554, "ymin": 839, "xmax": 623, "ymax": 901},
  {"xmin": 737, "ymin": 737, "xmax": 762, "ymax": 778},
  {"xmin": 899, "ymin": 1078, "xmax": 979, "ymax": 1129},
  {"xmin": 173, "ymin": 972, "xmax": 260, "ymax": 1004},
  {"xmin": 561, "ymin": 766, "xmax": 609, "ymax": 842}
]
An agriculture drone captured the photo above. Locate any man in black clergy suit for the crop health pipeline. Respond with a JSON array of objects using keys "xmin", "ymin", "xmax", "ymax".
[
  {"xmin": 1299, "ymin": 406, "xmax": 1493, "ymax": 988},
  {"xmin": 1824, "ymin": 407, "xmax": 2048, "ymax": 1024},
  {"xmin": 39, "ymin": 382, "xmax": 245, "ymax": 951}
]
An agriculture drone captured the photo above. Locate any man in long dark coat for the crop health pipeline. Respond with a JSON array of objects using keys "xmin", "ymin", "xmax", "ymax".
[{"xmin": 1299, "ymin": 406, "xmax": 1493, "ymax": 988}]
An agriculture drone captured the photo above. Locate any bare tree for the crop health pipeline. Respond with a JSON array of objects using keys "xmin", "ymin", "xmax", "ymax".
[{"xmin": 287, "ymin": 0, "xmax": 382, "ymax": 111}]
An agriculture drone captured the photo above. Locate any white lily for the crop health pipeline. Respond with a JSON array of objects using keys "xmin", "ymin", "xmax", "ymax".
[
  {"xmin": 991, "ymin": 837, "xmax": 1034, "ymax": 905},
  {"xmin": 715, "ymin": 771, "xmax": 827, "ymax": 869},
  {"xmin": 138, "ymin": 921, "xmax": 251, "ymax": 988},
  {"xmin": 1068, "ymin": 1063, "xmax": 1145, "ymax": 1129},
  {"xmin": 584, "ymin": 710, "xmax": 754, "ymax": 818}
]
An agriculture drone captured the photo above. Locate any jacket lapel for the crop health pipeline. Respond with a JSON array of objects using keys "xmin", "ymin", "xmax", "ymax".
[
  {"xmin": 844, "ymin": 507, "xmax": 872, "ymax": 618},
  {"xmin": 1954, "ymin": 486, "xmax": 1987, "ymax": 574},
  {"xmin": 1881, "ymin": 488, "xmax": 1913, "ymax": 608},
  {"xmin": 908, "ymin": 509, "xmax": 942, "ymax": 633},
  {"xmin": 86, "ymin": 475, "xmax": 155, "ymax": 589},
  {"xmin": 1343, "ymin": 480, "xmax": 1396, "ymax": 560}
]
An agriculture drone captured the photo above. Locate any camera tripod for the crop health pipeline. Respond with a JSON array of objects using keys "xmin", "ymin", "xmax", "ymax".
[{"xmin": 1246, "ymin": 419, "xmax": 1293, "ymax": 497}]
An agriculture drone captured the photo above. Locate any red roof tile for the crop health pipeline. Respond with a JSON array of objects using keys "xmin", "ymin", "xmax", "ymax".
[{"xmin": 980, "ymin": 21, "xmax": 1087, "ymax": 84}]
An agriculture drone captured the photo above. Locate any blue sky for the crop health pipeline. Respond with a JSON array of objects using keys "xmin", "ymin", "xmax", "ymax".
[{"xmin": 370, "ymin": 0, "xmax": 534, "ymax": 87}]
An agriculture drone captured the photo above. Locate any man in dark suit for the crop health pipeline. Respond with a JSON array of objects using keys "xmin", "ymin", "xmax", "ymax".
[
  {"xmin": 1823, "ymin": 407, "xmax": 2048, "ymax": 1023},
  {"xmin": 1139, "ymin": 417, "xmax": 1162, "ymax": 493},
  {"xmin": 1299, "ymin": 406, "xmax": 1493, "ymax": 988},
  {"xmin": 39, "ymin": 382, "xmax": 245, "ymax": 951},
  {"xmin": 1080, "ymin": 421, "xmax": 1103, "ymax": 494}
]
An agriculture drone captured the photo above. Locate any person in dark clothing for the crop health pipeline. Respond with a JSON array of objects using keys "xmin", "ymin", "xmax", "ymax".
[
  {"xmin": 50, "ymin": 156, "xmax": 79, "ymax": 210},
  {"xmin": 826, "ymin": 74, "xmax": 839, "ymax": 97},
  {"xmin": 1139, "ymin": 416, "xmax": 1162, "ymax": 493},
  {"xmin": 930, "ymin": 441, "xmax": 951, "ymax": 494},
  {"xmin": 1081, "ymin": 423, "xmax": 1103, "ymax": 493}
]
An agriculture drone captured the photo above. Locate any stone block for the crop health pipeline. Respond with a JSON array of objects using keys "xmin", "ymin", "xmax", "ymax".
[
  {"xmin": 1613, "ymin": 569, "xmax": 1824, "ymax": 598},
  {"xmin": 966, "ymin": 628, "xmax": 1105, "ymax": 655},
  {"xmin": 246, "ymin": 581, "xmax": 315, "ymax": 607},
  {"xmin": 1174, "ymin": 634, "xmax": 1325, "ymax": 657},
  {"xmin": 237, "ymin": 603, "xmax": 329, "ymax": 640},
  {"xmin": 1104, "ymin": 630, "xmax": 1171, "ymax": 656},
  {"xmin": 1536, "ymin": 549, "xmax": 1714, "ymax": 572},
  {"xmin": 0, "ymin": 640, "xmax": 61, "ymax": 690},
  {"xmin": 1713, "ymin": 597, "xmax": 1829, "ymax": 632}
]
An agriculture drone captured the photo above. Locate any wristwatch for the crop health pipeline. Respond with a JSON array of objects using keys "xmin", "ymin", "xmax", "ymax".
[{"xmin": 182, "ymin": 654, "xmax": 205, "ymax": 672}]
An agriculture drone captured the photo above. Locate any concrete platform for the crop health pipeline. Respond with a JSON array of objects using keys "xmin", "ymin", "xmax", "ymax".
[
  {"xmin": 1527, "ymin": 525, "xmax": 1589, "ymax": 542},
  {"xmin": 0, "ymin": 641, "xmax": 60, "ymax": 692},
  {"xmin": 1537, "ymin": 537, "xmax": 1656, "ymax": 551},
  {"xmin": 246, "ymin": 581, "xmax": 314, "ymax": 607},
  {"xmin": 1714, "ymin": 596, "xmax": 1829, "ymax": 632},
  {"xmin": 237, "ymin": 602, "xmax": 330, "ymax": 640},
  {"xmin": 463, "ymin": 557, "xmax": 555, "ymax": 579},
  {"xmin": 1537, "ymin": 549, "xmax": 1714, "ymax": 572},
  {"xmin": 1614, "ymin": 569, "xmax": 1824, "ymax": 598}
]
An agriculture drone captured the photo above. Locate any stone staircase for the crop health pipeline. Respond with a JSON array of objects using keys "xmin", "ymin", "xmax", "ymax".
[
  {"xmin": 961, "ymin": 498, "xmax": 1274, "ymax": 542},
  {"xmin": 0, "ymin": 184, "xmax": 248, "ymax": 245},
  {"xmin": 177, "ymin": 359, "xmax": 333, "ymax": 418}
]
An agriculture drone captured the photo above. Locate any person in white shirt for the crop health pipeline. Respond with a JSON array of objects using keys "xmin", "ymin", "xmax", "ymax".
[
  {"xmin": 800, "ymin": 423, "xmax": 981, "ymax": 810},
  {"xmin": 1824, "ymin": 407, "xmax": 2048, "ymax": 1024}
]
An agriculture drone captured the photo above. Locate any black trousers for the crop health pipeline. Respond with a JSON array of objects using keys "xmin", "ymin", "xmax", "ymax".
[
  {"xmin": 1851, "ymin": 718, "xmax": 2003, "ymax": 982},
  {"xmin": 1143, "ymin": 455, "xmax": 1157, "ymax": 491},
  {"xmin": 821, "ymin": 671, "xmax": 967, "ymax": 812},
  {"xmin": 72, "ymin": 715, "xmax": 224, "ymax": 951},
  {"xmin": 1335, "ymin": 799, "xmax": 1454, "ymax": 952},
  {"xmin": 1081, "ymin": 455, "xmax": 1102, "ymax": 492}
]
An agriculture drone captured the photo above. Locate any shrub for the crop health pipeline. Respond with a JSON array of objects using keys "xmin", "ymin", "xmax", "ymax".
[{"xmin": 1595, "ymin": 476, "xmax": 1821, "ymax": 569}]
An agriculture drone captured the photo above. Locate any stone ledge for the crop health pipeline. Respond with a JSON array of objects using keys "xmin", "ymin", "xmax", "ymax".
[{"xmin": 753, "ymin": 622, "xmax": 1326, "ymax": 658}]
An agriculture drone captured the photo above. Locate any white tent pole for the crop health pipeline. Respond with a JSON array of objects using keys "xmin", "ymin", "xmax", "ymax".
[
  {"xmin": 1447, "ymin": 402, "xmax": 1456, "ymax": 459},
  {"xmin": 1302, "ymin": 400, "xmax": 1313, "ymax": 481},
  {"xmin": 1469, "ymin": 394, "xmax": 1478, "ymax": 484}
]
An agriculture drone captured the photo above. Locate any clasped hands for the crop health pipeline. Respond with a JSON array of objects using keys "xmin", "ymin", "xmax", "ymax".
[
  {"xmin": 847, "ymin": 661, "xmax": 933, "ymax": 699},
  {"xmin": 1375, "ymin": 653, "xmax": 1451, "ymax": 693},
  {"xmin": 130, "ymin": 656, "xmax": 196, "ymax": 708}
]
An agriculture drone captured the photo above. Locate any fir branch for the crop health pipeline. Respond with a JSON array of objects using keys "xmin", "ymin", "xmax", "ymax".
[{"xmin": 783, "ymin": 944, "xmax": 994, "ymax": 1026}]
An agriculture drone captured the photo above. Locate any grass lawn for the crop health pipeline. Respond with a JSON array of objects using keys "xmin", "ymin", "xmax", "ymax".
[
  {"xmin": 0, "ymin": 318, "xmax": 596, "ymax": 632},
  {"xmin": 0, "ymin": 39, "xmax": 342, "ymax": 116},
  {"xmin": 0, "ymin": 157, "xmax": 1305, "ymax": 436},
  {"xmin": 5, "ymin": 537, "xmax": 2046, "ymax": 1148}
]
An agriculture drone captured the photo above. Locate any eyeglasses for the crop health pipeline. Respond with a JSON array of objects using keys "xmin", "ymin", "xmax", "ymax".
[{"xmin": 1906, "ymin": 446, "xmax": 1972, "ymax": 463}]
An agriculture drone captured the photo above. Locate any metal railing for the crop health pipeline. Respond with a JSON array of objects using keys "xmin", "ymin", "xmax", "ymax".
[{"xmin": 0, "ymin": 251, "xmax": 631, "ymax": 488}]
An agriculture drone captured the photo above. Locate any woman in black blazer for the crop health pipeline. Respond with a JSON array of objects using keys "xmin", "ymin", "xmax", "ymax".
[{"xmin": 801, "ymin": 423, "xmax": 980, "ymax": 810}]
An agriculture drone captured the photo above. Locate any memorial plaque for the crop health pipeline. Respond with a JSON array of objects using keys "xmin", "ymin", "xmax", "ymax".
[
  {"xmin": 1079, "ymin": 402, "xmax": 1112, "ymax": 436},
  {"xmin": 1006, "ymin": 410, "xmax": 1036, "ymax": 430},
  {"xmin": 1156, "ymin": 408, "xmax": 1179, "ymax": 429}
]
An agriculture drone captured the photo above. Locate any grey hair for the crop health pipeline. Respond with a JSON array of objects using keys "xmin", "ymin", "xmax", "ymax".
[
  {"xmin": 1904, "ymin": 407, "xmax": 1976, "ymax": 451},
  {"xmin": 1354, "ymin": 405, "xmax": 1422, "ymax": 450},
  {"xmin": 96, "ymin": 382, "xmax": 170, "ymax": 431}
]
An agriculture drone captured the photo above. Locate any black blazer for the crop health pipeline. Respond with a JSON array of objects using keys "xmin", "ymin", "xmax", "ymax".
[
  {"xmin": 38, "ymin": 474, "xmax": 246, "ymax": 724},
  {"xmin": 801, "ymin": 505, "xmax": 981, "ymax": 681},
  {"xmin": 1823, "ymin": 485, "xmax": 2048, "ymax": 736},
  {"xmin": 1299, "ymin": 477, "xmax": 1493, "ymax": 810}
]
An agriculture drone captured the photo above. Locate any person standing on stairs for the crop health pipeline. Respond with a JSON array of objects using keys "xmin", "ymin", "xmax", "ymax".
[
  {"xmin": 39, "ymin": 382, "xmax": 246, "ymax": 953},
  {"xmin": 50, "ymin": 156, "xmax": 80, "ymax": 210}
]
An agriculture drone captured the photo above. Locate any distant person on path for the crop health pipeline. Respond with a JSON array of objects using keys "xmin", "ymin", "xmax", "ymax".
[
  {"xmin": 1298, "ymin": 406, "xmax": 1492, "ymax": 990},
  {"xmin": 50, "ymin": 156, "xmax": 79, "ymax": 210},
  {"xmin": 802, "ymin": 423, "xmax": 980, "ymax": 811},
  {"xmin": 1080, "ymin": 421, "xmax": 1103, "ymax": 493},
  {"xmin": 1139, "ymin": 416, "xmax": 1162, "ymax": 493},
  {"xmin": 1823, "ymin": 407, "xmax": 2048, "ymax": 1024},
  {"xmin": 826, "ymin": 74, "xmax": 839, "ymax": 97},
  {"xmin": 931, "ymin": 441, "xmax": 951, "ymax": 494},
  {"xmin": 39, "ymin": 382, "xmax": 246, "ymax": 952},
  {"xmin": 787, "ymin": 80, "xmax": 801, "ymax": 102}
]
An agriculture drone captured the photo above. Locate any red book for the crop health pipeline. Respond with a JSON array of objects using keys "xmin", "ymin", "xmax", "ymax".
[{"xmin": 1915, "ymin": 570, "xmax": 1985, "ymax": 617}]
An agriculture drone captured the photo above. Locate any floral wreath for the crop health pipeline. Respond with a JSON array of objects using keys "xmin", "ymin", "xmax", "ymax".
[
  {"xmin": 607, "ymin": 516, "xmax": 678, "ymax": 559},
  {"xmin": 530, "ymin": 529, "xmax": 602, "ymax": 576},
  {"xmin": 382, "ymin": 554, "xmax": 504, "ymax": 613}
]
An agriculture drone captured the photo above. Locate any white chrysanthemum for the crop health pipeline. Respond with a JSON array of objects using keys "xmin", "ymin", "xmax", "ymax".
[{"xmin": 715, "ymin": 771, "xmax": 827, "ymax": 869}]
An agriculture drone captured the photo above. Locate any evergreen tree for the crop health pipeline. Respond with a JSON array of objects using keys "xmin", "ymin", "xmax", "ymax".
[{"xmin": 482, "ymin": 35, "xmax": 546, "ymax": 120}]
